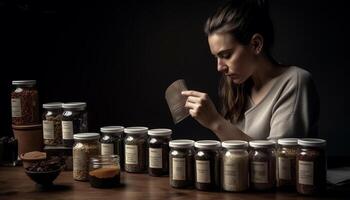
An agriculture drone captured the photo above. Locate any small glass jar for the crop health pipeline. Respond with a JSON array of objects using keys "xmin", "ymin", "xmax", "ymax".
[
  {"xmin": 249, "ymin": 140, "xmax": 276, "ymax": 191},
  {"xmin": 194, "ymin": 140, "xmax": 221, "ymax": 191},
  {"xmin": 42, "ymin": 102, "xmax": 63, "ymax": 146},
  {"xmin": 89, "ymin": 155, "xmax": 121, "ymax": 188},
  {"xmin": 277, "ymin": 138, "xmax": 298, "ymax": 190},
  {"xmin": 62, "ymin": 102, "xmax": 88, "ymax": 147},
  {"xmin": 221, "ymin": 140, "xmax": 249, "ymax": 192},
  {"xmin": 100, "ymin": 126, "xmax": 125, "ymax": 170},
  {"xmin": 11, "ymin": 80, "xmax": 40, "ymax": 125},
  {"xmin": 169, "ymin": 140, "xmax": 195, "ymax": 188},
  {"xmin": 124, "ymin": 127, "xmax": 148, "ymax": 173},
  {"xmin": 148, "ymin": 128, "xmax": 172, "ymax": 176},
  {"xmin": 73, "ymin": 133, "xmax": 100, "ymax": 181},
  {"xmin": 296, "ymin": 138, "xmax": 327, "ymax": 195}
]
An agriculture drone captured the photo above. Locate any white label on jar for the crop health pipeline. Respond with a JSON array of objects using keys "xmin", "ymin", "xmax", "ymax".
[
  {"xmin": 251, "ymin": 161, "xmax": 268, "ymax": 183},
  {"xmin": 101, "ymin": 143, "xmax": 114, "ymax": 155},
  {"xmin": 125, "ymin": 145, "xmax": 138, "ymax": 165},
  {"xmin": 298, "ymin": 160, "xmax": 314, "ymax": 185},
  {"xmin": 196, "ymin": 160, "xmax": 210, "ymax": 183},
  {"xmin": 62, "ymin": 121, "xmax": 74, "ymax": 139},
  {"xmin": 73, "ymin": 150, "xmax": 87, "ymax": 172},
  {"xmin": 149, "ymin": 148, "xmax": 162, "ymax": 168},
  {"xmin": 173, "ymin": 158, "xmax": 186, "ymax": 180},
  {"xmin": 278, "ymin": 157, "xmax": 291, "ymax": 180},
  {"xmin": 43, "ymin": 120, "xmax": 54, "ymax": 139},
  {"xmin": 223, "ymin": 163, "xmax": 239, "ymax": 190},
  {"xmin": 11, "ymin": 98, "xmax": 22, "ymax": 117}
]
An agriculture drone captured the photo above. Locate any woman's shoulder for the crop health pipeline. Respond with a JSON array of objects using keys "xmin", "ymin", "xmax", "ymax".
[{"xmin": 278, "ymin": 66, "xmax": 314, "ymax": 86}]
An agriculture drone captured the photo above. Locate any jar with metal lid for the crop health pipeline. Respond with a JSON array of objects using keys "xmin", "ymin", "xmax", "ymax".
[
  {"xmin": 100, "ymin": 126, "xmax": 125, "ymax": 170},
  {"xmin": 73, "ymin": 133, "xmax": 100, "ymax": 181},
  {"xmin": 42, "ymin": 102, "xmax": 63, "ymax": 146},
  {"xmin": 296, "ymin": 138, "xmax": 326, "ymax": 195},
  {"xmin": 169, "ymin": 139, "xmax": 195, "ymax": 188},
  {"xmin": 62, "ymin": 102, "xmax": 88, "ymax": 147},
  {"xmin": 221, "ymin": 140, "xmax": 249, "ymax": 192},
  {"xmin": 124, "ymin": 127, "xmax": 148, "ymax": 173},
  {"xmin": 89, "ymin": 155, "xmax": 121, "ymax": 188},
  {"xmin": 249, "ymin": 140, "xmax": 276, "ymax": 191},
  {"xmin": 277, "ymin": 138, "xmax": 298, "ymax": 190},
  {"xmin": 147, "ymin": 128, "xmax": 172, "ymax": 176},
  {"xmin": 11, "ymin": 80, "xmax": 40, "ymax": 125},
  {"xmin": 194, "ymin": 140, "xmax": 221, "ymax": 191}
]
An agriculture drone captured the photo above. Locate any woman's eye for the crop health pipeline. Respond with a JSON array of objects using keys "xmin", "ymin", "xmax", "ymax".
[{"xmin": 222, "ymin": 53, "xmax": 232, "ymax": 59}]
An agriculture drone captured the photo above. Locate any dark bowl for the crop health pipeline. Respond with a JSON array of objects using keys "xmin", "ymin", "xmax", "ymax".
[{"xmin": 25, "ymin": 167, "xmax": 62, "ymax": 186}]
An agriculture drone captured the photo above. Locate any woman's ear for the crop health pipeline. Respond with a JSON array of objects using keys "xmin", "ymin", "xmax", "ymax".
[{"xmin": 250, "ymin": 33, "xmax": 264, "ymax": 55}]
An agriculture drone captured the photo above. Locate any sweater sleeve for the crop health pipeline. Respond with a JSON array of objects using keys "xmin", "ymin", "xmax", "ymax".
[{"xmin": 268, "ymin": 70, "xmax": 319, "ymax": 140}]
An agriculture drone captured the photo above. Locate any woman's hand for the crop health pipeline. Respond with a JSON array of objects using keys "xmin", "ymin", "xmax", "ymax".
[{"xmin": 182, "ymin": 90, "xmax": 222, "ymax": 130}]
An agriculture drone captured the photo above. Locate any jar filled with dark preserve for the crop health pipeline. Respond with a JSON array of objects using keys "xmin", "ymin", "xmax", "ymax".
[
  {"xmin": 277, "ymin": 138, "xmax": 298, "ymax": 190},
  {"xmin": 297, "ymin": 138, "xmax": 326, "ymax": 195},
  {"xmin": 11, "ymin": 80, "xmax": 40, "ymax": 125},
  {"xmin": 169, "ymin": 140, "xmax": 195, "ymax": 188},
  {"xmin": 194, "ymin": 140, "xmax": 221, "ymax": 191},
  {"xmin": 89, "ymin": 155, "xmax": 121, "ymax": 188},
  {"xmin": 62, "ymin": 102, "xmax": 88, "ymax": 147},
  {"xmin": 100, "ymin": 126, "xmax": 125, "ymax": 170},
  {"xmin": 42, "ymin": 102, "xmax": 63, "ymax": 146},
  {"xmin": 124, "ymin": 127, "xmax": 148, "ymax": 173},
  {"xmin": 249, "ymin": 140, "xmax": 276, "ymax": 191},
  {"xmin": 148, "ymin": 128, "xmax": 172, "ymax": 176}
]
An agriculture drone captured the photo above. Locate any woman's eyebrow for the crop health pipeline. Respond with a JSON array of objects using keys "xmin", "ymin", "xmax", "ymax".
[{"xmin": 216, "ymin": 48, "xmax": 233, "ymax": 57}]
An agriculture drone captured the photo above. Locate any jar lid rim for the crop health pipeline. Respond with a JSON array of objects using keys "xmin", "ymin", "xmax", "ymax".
[
  {"xmin": 277, "ymin": 138, "xmax": 298, "ymax": 145},
  {"xmin": 222, "ymin": 140, "xmax": 248, "ymax": 148},
  {"xmin": 100, "ymin": 126, "xmax": 124, "ymax": 133},
  {"xmin": 43, "ymin": 102, "xmax": 63, "ymax": 109},
  {"xmin": 249, "ymin": 140, "xmax": 275, "ymax": 148},
  {"xmin": 62, "ymin": 102, "xmax": 86, "ymax": 109},
  {"xmin": 124, "ymin": 126, "xmax": 148, "ymax": 134},
  {"xmin": 73, "ymin": 133, "xmax": 99, "ymax": 140},
  {"xmin": 195, "ymin": 140, "xmax": 221, "ymax": 149},
  {"xmin": 148, "ymin": 128, "xmax": 172, "ymax": 136},
  {"xmin": 298, "ymin": 138, "xmax": 326, "ymax": 147},
  {"xmin": 12, "ymin": 80, "xmax": 36, "ymax": 85},
  {"xmin": 169, "ymin": 139, "xmax": 194, "ymax": 147}
]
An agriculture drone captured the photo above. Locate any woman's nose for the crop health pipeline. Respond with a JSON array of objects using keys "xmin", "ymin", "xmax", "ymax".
[{"xmin": 217, "ymin": 58, "xmax": 227, "ymax": 72}]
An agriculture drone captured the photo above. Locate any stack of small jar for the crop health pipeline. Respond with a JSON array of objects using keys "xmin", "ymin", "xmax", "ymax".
[{"xmin": 167, "ymin": 138, "xmax": 327, "ymax": 196}]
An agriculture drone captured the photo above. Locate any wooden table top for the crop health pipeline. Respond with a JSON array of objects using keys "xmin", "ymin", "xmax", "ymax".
[{"xmin": 0, "ymin": 167, "xmax": 349, "ymax": 200}]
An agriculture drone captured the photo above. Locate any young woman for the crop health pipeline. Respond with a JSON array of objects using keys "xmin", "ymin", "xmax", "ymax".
[{"xmin": 182, "ymin": 0, "xmax": 319, "ymax": 141}]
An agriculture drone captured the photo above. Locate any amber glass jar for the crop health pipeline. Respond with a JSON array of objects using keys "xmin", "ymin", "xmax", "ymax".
[
  {"xmin": 277, "ymin": 138, "xmax": 298, "ymax": 190},
  {"xmin": 296, "ymin": 138, "xmax": 326, "ymax": 195}
]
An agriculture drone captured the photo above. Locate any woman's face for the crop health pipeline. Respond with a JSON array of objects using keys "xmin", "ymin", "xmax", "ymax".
[{"xmin": 208, "ymin": 33, "xmax": 257, "ymax": 84}]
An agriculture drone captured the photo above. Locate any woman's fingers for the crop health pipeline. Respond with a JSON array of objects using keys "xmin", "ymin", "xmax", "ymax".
[
  {"xmin": 181, "ymin": 90, "xmax": 206, "ymax": 98},
  {"xmin": 187, "ymin": 96, "xmax": 201, "ymax": 103}
]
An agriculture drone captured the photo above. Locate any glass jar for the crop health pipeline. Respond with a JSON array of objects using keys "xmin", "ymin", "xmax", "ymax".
[
  {"xmin": 249, "ymin": 140, "xmax": 276, "ymax": 191},
  {"xmin": 42, "ymin": 102, "xmax": 63, "ymax": 146},
  {"xmin": 221, "ymin": 140, "xmax": 249, "ymax": 192},
  {"xmin": 194, "ymin": 140, "xmax": 221, "ymax": 191},
  {"xmin": 296, "ymin": 138, "xmax": 326, "ymax": 195},
  {"xmin": 73, "ymin": 133, "xmax": 100, "ymax": 181},
  {"xmin": 124, "ymin": 127, "xmax": 148, "ymax": 173},
  {"xmin": 169, "ymin": 140, "xmax": 195, "ymax": 188},
  {"xmin": 89, "ymin": 155, "xmax": 121, "ymax": 188},
  {"xmin": 148, "ymin": 128, "xmax": 172, "ymax": 176},
  {"xmin": 62, "ymin": 102, "xmax": 88, "ymax": 147},
  {"xmin": 100, "ymin": 126, "xmax": 125, "ymax": 170},
  {"xmin": 277, "ymin": 138, "xmax": 298, "ymax": 190},
  {"xmin": 11, "ymin": 80, "xmax": 40, "ymax": 125}
]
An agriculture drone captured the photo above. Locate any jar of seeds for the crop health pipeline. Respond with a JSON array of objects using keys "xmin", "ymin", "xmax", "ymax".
[{"xmin": 42, "ymin": 102, "xmax": 63, "ymax": 145}]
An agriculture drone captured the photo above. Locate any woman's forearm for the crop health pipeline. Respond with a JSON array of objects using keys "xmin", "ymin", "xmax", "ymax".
[{"xmin": 210, "ymin": 116, "xmax": 252, "ymax": 141}]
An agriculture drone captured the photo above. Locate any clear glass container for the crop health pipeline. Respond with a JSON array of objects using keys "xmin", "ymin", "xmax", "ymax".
[
  {"xmin": 100, "ymin": 126, "xmax": 125, "ymax": 170},
  {"xmin": 42, "ymin": 102, "xmax": 63, "ymax": 146},
  {"xmin": 11, "ymin": 80, "xmax": 40, "ymax": 125},
  {"xmin": 89, "ymin": 155, "xmax": 121, "ymax": 188},
  {"xmin": 296, "ymin": 138, "xmax": 326, "ymax": 195},
  {"xmin": 221, "ymin": 140, "xmax": 249, "ymax": 192},
  {"xmin": 124, "ymin": 127, "xmax": 148, "ymax": 173},
  {"xmin": 73, "ymin": 133, "xmax": 100, "ymax": 181},
  {"xmin": 148, "ymin": 128, "xmax": 172, "ymax": 176},
  {"xmin": 249, "ymin": 140, "xmax": 276, "ymax": 191},
  {"xmin": 277, "ymin": 138, "xmax": 298, "ymax": 190},
  {"xmin": 169, "ymin": 139, "xmax": 195, "ymax": 188},
  {"xmin": 62, "ymin": 102, "xmax": 88, "ymax": 147}
]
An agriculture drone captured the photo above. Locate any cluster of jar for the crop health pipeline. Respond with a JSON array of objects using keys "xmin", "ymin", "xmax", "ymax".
[{"xmin": 168, "ymin": 138, "xmax": 326, "ymax": 196}]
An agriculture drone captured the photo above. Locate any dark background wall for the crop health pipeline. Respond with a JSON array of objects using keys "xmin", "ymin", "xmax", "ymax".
[{"xmin": 0, "ymin": 0, "xmax": 348, "ymax": 156}]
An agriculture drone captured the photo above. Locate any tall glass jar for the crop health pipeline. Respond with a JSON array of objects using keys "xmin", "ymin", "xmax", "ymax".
[
  {"xmin": 100, "ymin": 126, "xmax": 125, "ymax": 170},
  {"xmin": 89, "ymin": 155, "xmax": 121, "ymax": 188},
  {"xmin": 169, "ymin": 140, "xmax": 195, "ymax": 188},
  {"xmin": 73, "ymin": 133, "xmax": 100, "ymax": 181},
  {"xmin": 124, "ymin": 127, "xmax": 148, "ymax": 173},
  {"xmin": 249, "ymin": 140, "xmax": 276, "ymax": 191},
  {"xmin": 62, "ymin": 102, "xmax": 88, "ymax": 147},
  {"xmin": 277, "ymin": 138, "xmax": 298, "ymax": 190},
  {"xmin": 11, "ymin": 80, "xmax": 40, "ymax": 125},
  {"xmin": 148, "ymin": 128, "xmax": 172, "ymax": 177},
  {"xmin": 296, "ymin": 138, "xmax": 326, "ymax": 195},
  {"xmin": 194, "ymin": 140, "xmax": 221, "ymax": 191},
  {"xmin": 221, "ymin": 140, "xmax": 249, "ymax": 192},
  {"xmin": 42, "ymin": 102, "xmax": 63, "ymax": 146}
]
